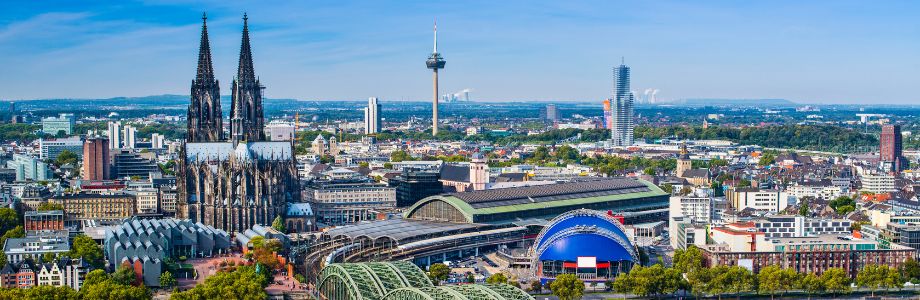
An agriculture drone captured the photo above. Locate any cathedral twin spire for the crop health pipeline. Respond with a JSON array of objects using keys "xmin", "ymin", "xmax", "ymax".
[{"xmin": 188, "ymin": 13, "xmax": 265, "ymax": 144}]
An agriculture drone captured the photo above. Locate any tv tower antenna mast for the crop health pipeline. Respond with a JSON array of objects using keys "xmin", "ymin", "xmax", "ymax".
[{"xmin": 426, "ymin": 21, "xmax": 446, "ymax": 135}]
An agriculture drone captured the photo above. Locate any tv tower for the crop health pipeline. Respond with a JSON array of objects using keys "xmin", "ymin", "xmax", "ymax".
[{"xmin": 426, "ymin": 22, "xmax": 446, "ymax": 135}]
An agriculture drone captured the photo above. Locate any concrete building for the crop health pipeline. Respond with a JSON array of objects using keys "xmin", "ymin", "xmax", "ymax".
[
  {"xmin": 39, "ymin": 137, "xmax": 83, "ymax": 161},
  {"xmin": 151, "ymin": 133, "xmax": 166, "ymax": 149},
  {"xmin": 787, "ymin": 180, "xmax": 845, "ymax": 201},
  {"xmin": 364, "ymin": 97, "xmax": 380, "ymax": 134},
  {"xmin": 860, "ymin": 173, "xmax": 896, "ymax": 193},
  {"xmin": 543, "ymin": 104, "xmax": 559, "ymax": 122},
  {"xmin": 752, "ymin": 215, "xmax": 852, "ymax": 238},
  {"xmin": 0, "ymin": 260, "xmax": 36, "ymax": 288},
  {"xmin": 107, "ymin": 121, "xmax": 121, "ymax": 149},
  {"xmin": 103, "ymin": 218, "xmax": 231, "ymax": 286},
  {"xmin": 669, "ymin": 190, "xmax": 713, "ymax": 224},
  {"xmin": 82, "ymin": 137, "xmax": 110, "ymax": 181},
  {"xmin": 122, "ymin": 125, "xmax": 137, "ymax": 149},
  {"xmin": 6, "ymin": 154, "xmax": 51, "ymax": 181},
  {"xmin": 264, "ymin": 121, "xmax": 295, "ymax": 141},
  {"xmin": 41, "ymin": 113, "xmax": 75, "ymax": 136},
  {"xmin": 727, "ymin": 188, "xmax": 791, "ymax": 214}
]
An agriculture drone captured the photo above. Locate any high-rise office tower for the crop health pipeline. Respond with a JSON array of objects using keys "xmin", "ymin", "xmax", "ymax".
[
  {"xmin": 364, "ymin": 97, "xmax": 380, "ymax": 134},
  {"xmin": 544, "ymin": 104, "xmax": 559, "ymax": 122},
  {"xmin": 107, "ymin": 121, "xmax": 121, "ymax": 149},
  {"xmin": 425, "ymin": 22, "xmax": 446, "ymax": 135},
  {"xmin": 123, "ymin": 125, "xmax": 137, "ymax": 149},
  {"xmin": 83, "ymin": 137, "xmax": 110, "ymax": 180},
  {"xmin": 187, "ymin": 13, "xmax": 223, "ymax": 143},
  {"xmin": 610, "ymin": 60, "xmax": 634, "ymax": 146},
  {"xmin": 880, "ymin": 124, "xmax": 906, "ymax": 172}
]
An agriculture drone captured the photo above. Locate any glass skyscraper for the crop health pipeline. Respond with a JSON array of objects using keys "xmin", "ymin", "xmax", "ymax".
[{"xmin": 611, "ymin": 61, "xmax": 634, "ymax": 146}]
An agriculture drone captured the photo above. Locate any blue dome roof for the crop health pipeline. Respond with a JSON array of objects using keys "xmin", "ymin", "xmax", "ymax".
[
  {"xmin": 535, "ymin": 214, "xmax": 629, "ymax": 249},
  {"xmin": 533, "ymin": 209, "xmax": 636, "ymax": 263},
  {"xmin": 538, "ymin": 233, "xmax": 634, "ymax": 262}
]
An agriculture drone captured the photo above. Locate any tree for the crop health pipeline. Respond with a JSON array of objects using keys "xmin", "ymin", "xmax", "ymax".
[
  {"xmin": 252, "ymin": 247, "xmax": 280, "ymax": 270},
  {"xmin": 613, "ymin": 264, "xmax": 684, "ymax": 298},
  {"xmin": 171, "ymin": 266, "xmax": 268, "ymax": 300},
  {"xmin": 428, "ymin": 263, "xmax": 450, "ymax": 285},
  {"xmin": 529, "ymin": 280, "xmax": 543, "ymax": 293},
  {"xmin": 55, "ymin": 150, "xmax": 79, "ymax": 166},
  {"xmin": 856, "ymin": 264, "xmax": 902, "ymax": 296},
  {"xmin": 249, "ymin": 236, "xmax": 265, "ymax": 249},
  {"xmin": 821, "ymin": 267, "xmax": 850, "ymax": 296},
  {"xmin": 758, "ymin": 266, "xmax": 797, "ymax": 300},
  {"xmin": 673, "ymin": 245, "xmax": 704, "ymax": 274},
  {"xmin": 709, "ymin": 265, "xmax": 755, "ymax": 300},
  {"xmin": 687, "ymin": 267, "xmax": 713, "ymax": 299},
  {"xmin": 486, "ymin": 273, "xmax": 508, "ymax": 284},
  {"xmin": 81, "ymin": 267, "xmax": 151, "ymax": 300},
  {"xmin": 0, "ymin": 207, "xmax": 20, "ymax": 234},
  {"xmin": 113, "ymin": 264, "xmax": 138, "ymax": 286},
  {"xmin": 549, "ymin": 273, "xmax": 584, "ymax": 300},
  {"xmin": 798, "ymin": 198, "xmax": 810, "ymax": 216},
  {"xmin": 271, "ymin": 216, "xmax": 286, "ymax": 233},
  {"xmin": 160, "ymin": 271, "xmax": 177, "ymax": 289},
  {"xmin": 758, "ymin": 153, "xmax": 776, "ymax": 166},
  {"xmin": 0, "ymin": 225, "xmax": 24, "ymax": 266},
  {"xmin": 69, "ymin": 234, "xmax": 104, "ymax": 269},
  {"xmin": 390, "ymin": 150, "xmax": 414, "ymax": 162},
  {"xmin": 36, "ymin": 201, "xmax": 64, "ymax": 211},
  {"xmin": 900, "ymin": 258, "xmax": 920, "ymax": 283},
  {"xmin": 798, "ymin": 273, "xmax": 824, "ymax": 300}
]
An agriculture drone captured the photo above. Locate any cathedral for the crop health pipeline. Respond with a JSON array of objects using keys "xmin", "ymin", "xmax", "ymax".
[{"xmin": 178, "ymin": 14, "xmax": 301, "ymax": 234}]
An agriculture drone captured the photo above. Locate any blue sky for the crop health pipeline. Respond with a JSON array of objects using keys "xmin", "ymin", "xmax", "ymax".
[{"xmin": 1, "ymin": 1, "xmax": 918, "ymax": 104}]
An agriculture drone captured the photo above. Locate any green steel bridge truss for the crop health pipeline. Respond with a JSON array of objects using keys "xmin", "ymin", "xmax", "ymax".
[{"xmin": 318, "ymin": 261, "xmax": 534, "ymax": 300}]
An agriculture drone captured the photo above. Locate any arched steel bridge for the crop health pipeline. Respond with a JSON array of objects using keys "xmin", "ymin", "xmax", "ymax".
[{"xmin": 318, "ymin": 261, "xmax": 534, "ymax": 300}]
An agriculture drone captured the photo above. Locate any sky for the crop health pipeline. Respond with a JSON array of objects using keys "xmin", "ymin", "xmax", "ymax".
[{"xmin": 0, "ymin": 1, "xmax": 918, "ymax": 104}]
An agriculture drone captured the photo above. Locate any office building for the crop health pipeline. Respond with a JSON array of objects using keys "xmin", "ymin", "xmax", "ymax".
[
  {"xmin": 130, "ymin": 188, "xmax": 159, "ymax": 214},
  {"xmin": 727, "ymin": 188, "xmax": 791, "ymax": 214},
  {"xmin": 39, "ymin": 137, "xmax": 83, "ymax": 161},
  {"xmin": 122, "ymin": 125, "xmax": 137, "ymax": 149},
  {"xmin": 364, "ymin": 97, "xmax": 381, "ymax": 134},
  {"xmin": 151, "ymin": 133, "xmax": 166, "ymax": 149},
  {"xmin": 6, "ymin": 154, "xmax": 51, "ymax": 181},
  {"xmin": 860, "ymin": 173, "xmax": 896, "ymax": 194},
  {"xmin": 669, "ymin": 191, "xmax": 713, "ymax": 224},
  {"xmin": 112, "ymin": 151, "xmax": 159, "ymax": 179},
  {"xmin": 82, "ymin": 137, "xmax": 110, "ymax": 181},
  {"xmin": 752, "ymin": 215, "xmax": 852, "ymax": 238},
  {"xmin": 41, "ymin": 113, "xmax": 75, "ymax": 136},
  {"xmin": 544, "ymin": 104, "xmax": 559, "ymax": 122},
  {"xmin": 610, "ymin": 60, "xmax": 634, "ymax": 146},
  {"xmin": 304, "ymin": 179, "xmax": 396, "ymax": 226},
  {"xmin": 880, "ymin": 124, "xmax": 907, "ymax": 172},
  {"xmin": 107, "ymin": 121, "xmax": 121, "ymax": 149},
  {"xmin": 391, "ymin": 168, "xmax": 443, "ymax": 207}
]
